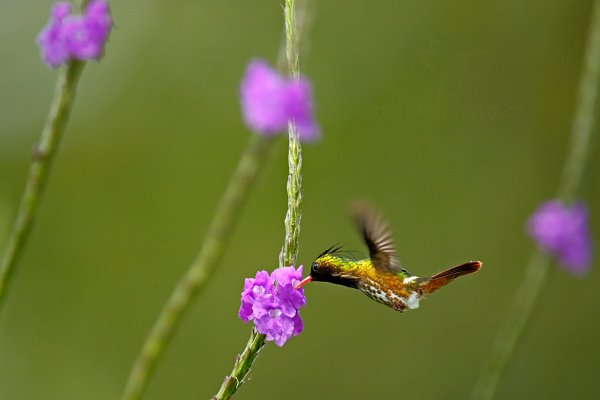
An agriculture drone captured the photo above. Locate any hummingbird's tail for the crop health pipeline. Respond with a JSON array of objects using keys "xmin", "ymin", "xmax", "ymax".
[{"xmin": 418, "ymin": 261, "xmax": 482, "ymax": 294}]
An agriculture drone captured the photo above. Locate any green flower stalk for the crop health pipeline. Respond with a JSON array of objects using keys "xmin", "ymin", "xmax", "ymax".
[
  {"xmin": 214, "ymin": 1, "xmax": 308, "ymax": 399},
  {"xmin": 0, "ymin": 59, "xmax": 85, "ymax": 311},
  {"xmin": 279, "ymin": 0, "xmax": 304, "ymax": 268},
  {"xmin": 472, "ymin": 1, "xmax": 600, "ymax": 399},
  {"xmin": 120, "ymin": 134, "xmax": 272, "ymax": 400},
  {"xmin": 213, "ymin": 329, "xmax": 266, "ymax": 400},
  {"xmin": 0, "ymin": 0, "xmax": 112, "ymax": 314},
  {"xmin": 122, "ymin": 1, "xmax": 314, "ymax": 398}
]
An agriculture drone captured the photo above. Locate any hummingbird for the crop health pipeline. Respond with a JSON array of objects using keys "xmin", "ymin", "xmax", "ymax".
[{"xmin": 295, "ymin": 203, "xmax": 482, "ymax": 312}]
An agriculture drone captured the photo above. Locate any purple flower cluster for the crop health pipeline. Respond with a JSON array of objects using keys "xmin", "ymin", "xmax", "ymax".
[
  {"xmin": 37, "ymin": 0, "xmax": 112, "ymax": 68},
  {"xmin": 527, "ymin": 199, "xmax": 593, "ymax": 276},
  {"xmin": 239, "ymin": 266, "xmax": 306, "ymax": 346},
  {"xmin": 240, "ymin": 60, "xmax": 319, "ymax": 142}
]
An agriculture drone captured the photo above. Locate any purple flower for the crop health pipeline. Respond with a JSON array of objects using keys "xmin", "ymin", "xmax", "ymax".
[
  {"xmin": 240, "ymin": 59, "xmax": 320, "ymax": 142},
  {"xmin": 37, "ymin": 0, "xmax": 112, "ymax": 68},
  {"xmin": 527, "ymin": 200, "xmax": 593, "ymax": 276},
  {"xmin": 240, "ymin": 61, "xmax": 289, "ymax": 135},
  {"xmin": 37, "ymin": 3, "xmax": 72, "ymax": 67},
  {"xmin": 238, "ymin": 266, "xmax": 306, "ymax": 347},
  {"xmin": 239, "ymin": 270, "xmax": 271, "ymax": 323}
]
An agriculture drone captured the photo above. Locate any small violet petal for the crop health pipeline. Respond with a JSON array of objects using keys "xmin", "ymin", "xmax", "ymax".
[
  {"xmin": 238, "ymin": 270, "xmax": 272, "ymax": 322},
  {"xmin": 37, "ymin": 2, "xmax": 72, "ymax": 68},
  {"xmin": 240, "ymin": 59, "xmax": 319, "ymax": 142},
  {"xmin": 527, "ymin": 200, "xmax": 593, "ymax": 276},
  {"xmin": 240, "ymin": 60, "xmax": 289, "ymax": 135},
  {"xmin": 285, "ymin": 77, "xmax": 320, "ymax": 141}
]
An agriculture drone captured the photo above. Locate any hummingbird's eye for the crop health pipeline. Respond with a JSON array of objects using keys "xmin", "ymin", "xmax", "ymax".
[{"xmin": 311, "ymin": 262, "xmax": 319, "ymax": 273}]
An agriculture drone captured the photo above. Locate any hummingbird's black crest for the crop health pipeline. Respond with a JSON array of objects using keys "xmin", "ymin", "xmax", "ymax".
[
  {"xmin": 315, "ymin": 243, "xmax": 361, "ymax": 261},
  {"xmin": 316, "ymin": 243, "xmax": 344, "ymax": 259}
]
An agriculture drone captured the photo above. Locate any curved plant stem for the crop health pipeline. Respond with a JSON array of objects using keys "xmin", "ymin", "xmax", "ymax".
[
  {"xmin": 559, "ymin": 1, "xmax": 600, "ymax": 203},
  {"xmin": 0, "ymin": 60, "xmax": 85, "ymax": 313},
  {"xmin": 120, "ymin": 134, "xmax": 271, "ymax": 400},
  {"xmin": 212, "ymin": 328, "xmax": 266, "ymax": 400},
  {"xmin": 471, "ymin": 251, "xmax": 550, "ymax": 400},
  {"xmin": 213, "ymin": 1, "xmax": 306, "ymax": 399},
  {"xmin": 472, "ymin": 2, "xmax": 600, "ymax": 399}
]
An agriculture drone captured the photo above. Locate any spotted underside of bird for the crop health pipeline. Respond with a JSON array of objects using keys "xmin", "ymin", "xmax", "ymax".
[{"xmin": 295, "ymin": 203, "xmax": 482, "ymax": 312}]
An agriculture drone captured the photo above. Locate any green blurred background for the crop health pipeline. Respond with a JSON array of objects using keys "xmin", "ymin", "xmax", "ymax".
[{"xmin": 1, "ymin": 1, "xmax": 599, "ymax": 399}]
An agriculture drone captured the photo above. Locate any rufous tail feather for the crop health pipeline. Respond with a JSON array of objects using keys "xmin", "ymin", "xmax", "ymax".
[{"xmin": 418, "ymin": 261, "xmax": 482, "ymax": 294}]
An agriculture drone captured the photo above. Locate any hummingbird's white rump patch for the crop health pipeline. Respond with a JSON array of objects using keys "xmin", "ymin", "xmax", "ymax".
[{"xmin": 406, "ymin": 291, "xmax": 420, "ymax": 309}]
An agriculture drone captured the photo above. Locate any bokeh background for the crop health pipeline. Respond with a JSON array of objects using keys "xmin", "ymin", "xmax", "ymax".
[{"xmin": 1, "ymin": 1, "xmax": 599, "ymax": 399}]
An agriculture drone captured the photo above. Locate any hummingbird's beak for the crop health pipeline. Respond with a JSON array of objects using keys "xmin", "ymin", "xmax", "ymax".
[{"xmin": 294, "ymin": 275, "xmax": 312, "ymax": 289}]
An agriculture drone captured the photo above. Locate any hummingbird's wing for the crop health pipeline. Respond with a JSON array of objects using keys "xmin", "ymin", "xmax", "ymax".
[{"xmin": 351, "ymin": 202, "xmax": 408, "ymax": 274}]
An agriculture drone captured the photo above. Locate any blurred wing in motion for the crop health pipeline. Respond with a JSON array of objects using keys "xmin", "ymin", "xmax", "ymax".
[{"xmin": 351, "ymin": 202, "xmax": 407, "ymax": 274}]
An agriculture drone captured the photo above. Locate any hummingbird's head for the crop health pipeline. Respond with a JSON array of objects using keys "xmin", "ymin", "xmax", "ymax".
[{"xmin": 295, "ymin": 245, "xmax": 360, "ymax": 289}]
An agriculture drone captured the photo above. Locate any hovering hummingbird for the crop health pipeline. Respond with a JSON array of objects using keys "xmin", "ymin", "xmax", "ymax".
[{"xmin": 295, "ymin": 203, "xmax": 482, "ymax": 312}]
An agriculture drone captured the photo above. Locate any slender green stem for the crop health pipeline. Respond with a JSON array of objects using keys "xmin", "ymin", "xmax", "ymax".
[
  {"xmin": 0, "ymin": 60, "xmax": 85, "ymax": 312},
  {"xmin": 471, "ymin": 252, "xmax": 550, "ymax": 400},
  {"xmin": 212, "ymin": 329, "xmax": 266, "ymax": 400},
  {"xmin": 120, "ymin": 134, "xmax": 272, "ymax": 400},
  {"xmin": 560, "ymin": 1, "xmax": 600, "ymax": 203},
  {"xmin": 279, "ymin": 0, "xmax": 303, "ymax": 269},
  {"xmin": 472, "ymin": 2, "xmax": 600, "ymax": 399},
  {"xmin": 213, "ymin": 1, "xmax": 306, "ymax": 399}
]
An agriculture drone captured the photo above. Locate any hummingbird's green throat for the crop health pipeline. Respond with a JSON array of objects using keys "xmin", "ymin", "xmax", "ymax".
[{"xmin": 295, "ymin": 203, "xmax": 482, "ymax": 312}]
